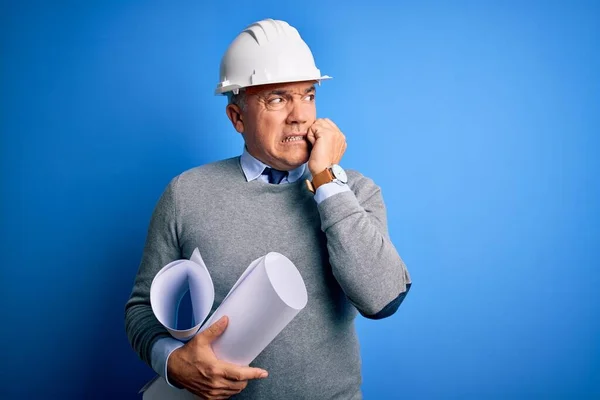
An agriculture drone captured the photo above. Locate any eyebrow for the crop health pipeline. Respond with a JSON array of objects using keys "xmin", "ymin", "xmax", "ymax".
[{"xmin": 265, "ymin": 85, "xmax": 316, "ymax": 96}]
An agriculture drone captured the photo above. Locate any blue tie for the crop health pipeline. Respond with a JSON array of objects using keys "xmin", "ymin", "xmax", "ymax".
[{"xmin": 263, "ymin": 167, "xmax": 287, "ymax": 184}]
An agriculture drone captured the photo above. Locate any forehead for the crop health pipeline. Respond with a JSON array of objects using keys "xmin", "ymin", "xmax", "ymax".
[{"xmin": 244, "ymin": 80, "xmax": 317, "ymax": 96}]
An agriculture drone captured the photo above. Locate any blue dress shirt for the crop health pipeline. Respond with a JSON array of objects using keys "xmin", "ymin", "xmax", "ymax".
[{"xmin": 151, "ymin": 148, "xmax": 351, "ymax": 386}]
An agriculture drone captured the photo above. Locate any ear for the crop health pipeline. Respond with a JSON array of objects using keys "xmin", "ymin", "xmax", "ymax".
[{"xmin": 226, "ymin": 104, "xmax": 244, "ymax": 134}]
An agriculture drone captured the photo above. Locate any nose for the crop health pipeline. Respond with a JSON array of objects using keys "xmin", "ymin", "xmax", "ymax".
[{"xmin": 285, "ymin": 100, "xmax": 309, "ymax": 126}]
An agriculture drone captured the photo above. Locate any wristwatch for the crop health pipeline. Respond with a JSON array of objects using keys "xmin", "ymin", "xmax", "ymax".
[{"xmin": 305, "ymin": 164, "xmax": 348, "ymax": 194}]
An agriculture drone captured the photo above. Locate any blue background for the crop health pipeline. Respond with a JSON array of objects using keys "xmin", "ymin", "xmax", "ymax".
[{"xmin": 1, "ymin": 1, "xmax": 598, "ymax": 399}]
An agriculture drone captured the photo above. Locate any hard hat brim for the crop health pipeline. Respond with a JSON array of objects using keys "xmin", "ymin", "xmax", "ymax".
[{"xmin": 215, "ymin": 75, "xmax": 332, "ymax": 96}]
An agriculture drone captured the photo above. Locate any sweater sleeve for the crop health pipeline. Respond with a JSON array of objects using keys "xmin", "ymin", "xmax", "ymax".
[
  {"xmin": 124, "ymin": 176, "xmax": 183, "ymax": 366},
  {"xmin": 316, "ymin": 171, "xmax": 411, "ymax": 319}
]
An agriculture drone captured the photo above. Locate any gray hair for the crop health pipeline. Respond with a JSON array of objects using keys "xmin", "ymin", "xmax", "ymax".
[{"xmin": 227, "ymin": 90, "xmax": 247, "ymax": 111}]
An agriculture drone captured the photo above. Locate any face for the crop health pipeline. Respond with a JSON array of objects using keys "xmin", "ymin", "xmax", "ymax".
[{"xmin": 226, "ymin": 81, "xmax": 317, "ymax": 171}]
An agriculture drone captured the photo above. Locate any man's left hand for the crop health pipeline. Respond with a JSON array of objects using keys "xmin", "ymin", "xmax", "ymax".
[{"xmin": 306, "ymin": 118, "xmax": 347, "ymax": 177}]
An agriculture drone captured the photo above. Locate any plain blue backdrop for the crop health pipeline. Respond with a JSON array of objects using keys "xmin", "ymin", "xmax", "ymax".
[{"xmin": 1, "ymin": 1, "xmax": 598, "ymax": 399}]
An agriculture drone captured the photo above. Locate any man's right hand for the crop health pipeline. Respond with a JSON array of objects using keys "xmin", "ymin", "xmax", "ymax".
[{"xmin": 167, "ymin": 316, "xmax": 269, "ymax": 400}]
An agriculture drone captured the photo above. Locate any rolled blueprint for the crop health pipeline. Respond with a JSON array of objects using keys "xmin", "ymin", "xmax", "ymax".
[
  {"xmin": 203, "ymin": 252, "xmax": 308, "ymax": 366},
  {"xmin": 142, "ymin": 249, "xmax": 308, "ymax": 399},
  {"xmin": 150, "ymin": 252, "xmax": 215, "ymax": 341}
]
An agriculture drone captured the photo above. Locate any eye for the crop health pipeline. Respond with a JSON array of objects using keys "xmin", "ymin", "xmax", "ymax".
[
  {"xmin": 268, "ymin": 97, "xmax": 284, "ymax": 104},
  {"xmin": 304, "ymin": 94, "xmax": 315, "ymax": 101}
]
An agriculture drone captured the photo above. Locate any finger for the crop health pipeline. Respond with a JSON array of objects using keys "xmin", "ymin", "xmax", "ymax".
[
  {"xmin": 310, "ymin": 121, "xmax": 330, "ymax": 141},
  {"xmin": 313, "ymin": 118, "xmax": 329, "ymax": 130},
  {"xmin": 322, "ymin": 118, "xmax": 342, "ymax": 134},
  {"xmin": 316, "ymin": 119, "xmax": 343, "ymax": 141},
  {"xmin": 187, "ymin": 382, "xmax": 222, "ymax": 399},
  {"xmin": 214, "ymin": 377, "xmax": 249, "ymax": 391},
  {"xmin": 323, "ymin": 118, "xmax": 339, "ymax": 131},
  {"xmin": 202, "ymin": 387, "xmax": 239, "ymax": 399},
  {"xmin": 197, "ymin": 316, "xmax": 228, "ymax": 344},
  {"xmin": 220, "ymin": 362, "xmax": 269, "ymax": 381},
  {"xmin": 306, "ymin": 128, "xmax": 317, "ymax": 145},
  {"xmin": 199, "ymin": 389, "xmax": 239, "ymax": 400}
]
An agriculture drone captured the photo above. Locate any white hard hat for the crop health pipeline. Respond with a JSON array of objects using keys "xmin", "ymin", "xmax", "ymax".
[{"xmin": 215, "ymin": 19, "xmax": 332, "ymax": 95}]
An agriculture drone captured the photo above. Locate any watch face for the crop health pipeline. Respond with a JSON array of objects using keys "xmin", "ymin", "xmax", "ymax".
[{"xmin": 331, "ymin": 164, "xmax": 348, "ymax": 183}]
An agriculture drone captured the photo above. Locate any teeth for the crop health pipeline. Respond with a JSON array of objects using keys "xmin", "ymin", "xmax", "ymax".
[{"xmin": 284, "ymin": 136, "xmax": 303, "ymax": 142}]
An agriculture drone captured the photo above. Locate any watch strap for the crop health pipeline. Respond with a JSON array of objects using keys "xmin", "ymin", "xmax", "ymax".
[{"xmin": 305, "ymin": 167, "xmax": 335, "ymax": 194}]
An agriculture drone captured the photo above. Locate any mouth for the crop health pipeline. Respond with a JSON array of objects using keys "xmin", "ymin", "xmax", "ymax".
[{"xmin": 282, "ymin": 134, "xmax": 307, "ymax": 143}]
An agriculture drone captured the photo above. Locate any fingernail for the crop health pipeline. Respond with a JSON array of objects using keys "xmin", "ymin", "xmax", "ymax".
[{"xmin": 260, "ymin": 372, "xmax": 268, "ymax": 378}]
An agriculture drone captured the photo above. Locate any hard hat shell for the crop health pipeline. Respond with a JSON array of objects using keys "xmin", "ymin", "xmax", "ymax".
[{"xmin": 215, "ymin": 19, "xmax": 331, "ymax": 95}]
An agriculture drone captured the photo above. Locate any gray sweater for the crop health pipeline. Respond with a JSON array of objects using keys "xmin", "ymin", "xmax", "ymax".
[{"xmin": 125, "ymin": 157, "xmax": 411, "ymax": 399}]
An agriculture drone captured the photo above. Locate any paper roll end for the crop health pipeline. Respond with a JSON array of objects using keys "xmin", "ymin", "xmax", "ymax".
[{"xmin": 264, "ymin": 252, "xmax": 308, "ymax": 310}]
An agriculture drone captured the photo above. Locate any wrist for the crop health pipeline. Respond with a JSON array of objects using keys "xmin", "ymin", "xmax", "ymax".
[
  {"xmin": 166, "ymin": 347, "xmax": 185, "ymax": 389},
  {"xmin": 309, "ymin": 165, "xmax": 328, "ymax": 177},
  {"xmin": 308, "ymin": 167, "xmax": 327, "ymax": 176},
  {"xmin": 306, "ymin": 163, "xmax": 348, "ymax": 194}
]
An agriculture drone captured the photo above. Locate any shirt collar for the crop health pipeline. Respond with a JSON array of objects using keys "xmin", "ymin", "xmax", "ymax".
[{"xmin": 240, "ymin": 147, "xmax": 306, "ymax": 183}]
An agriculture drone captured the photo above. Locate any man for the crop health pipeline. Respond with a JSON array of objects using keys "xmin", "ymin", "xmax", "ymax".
[{"xmin": 125, "ymin": 18, "xmax": 411, "ymax": 399}]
